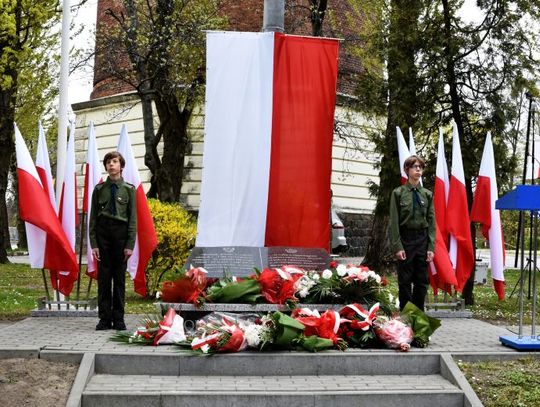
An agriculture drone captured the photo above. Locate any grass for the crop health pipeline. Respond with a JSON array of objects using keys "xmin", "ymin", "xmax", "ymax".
[
  {"xmin": 458, "ymin": 357, "xmax": 540, "ymax": 407},
  {"xmin": 0, "ymin": 262, "xmax": 155, "ymax": 320},
  {"xmin": 1, "ymin": 262, "xmax": 537, "ymax": 324}
]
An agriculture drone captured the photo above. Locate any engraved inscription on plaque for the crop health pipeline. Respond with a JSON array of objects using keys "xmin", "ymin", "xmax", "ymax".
[
  {"xmin": 186, "ymin": 247, "xmax": 264, "ymax": 277},
  {"xmin": 267, "ymin": 247, "xmax": 329, "ymax": 271},
  {"xmin": 187, "ymin": 246, "xmax": 330, "ymax": 277}
]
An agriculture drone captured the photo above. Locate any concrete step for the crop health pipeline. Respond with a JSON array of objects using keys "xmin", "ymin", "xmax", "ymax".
[
  {"xmin": 70, "ymin": 353, "xmax": 481, "ymax": 407},
  {"xmin": 82, "ymin": 373, "xmax": 464, "ymax": 407},
  {"xmin": 93, "ymin": 352, "xmax": 442, "ymax": 376}
]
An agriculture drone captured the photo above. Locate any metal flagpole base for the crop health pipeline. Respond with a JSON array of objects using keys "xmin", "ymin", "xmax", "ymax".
[{"xmin": 500, "ymin": 335, "xmax": 540, "ymax": 350}]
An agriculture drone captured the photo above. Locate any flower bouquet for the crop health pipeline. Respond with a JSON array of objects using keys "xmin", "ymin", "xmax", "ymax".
[
  {"xmin": 400, "ymin": 301, "xmax": 441, "ymax": 348},
  {"xmin": 291, "ymin": 308, "xmax": 348, "ymax": 350},
  {"xmin": 158, "ymin": 267, "xmax": 212, "ymax": 305},
  {"xmin": 190, "ymin": 313, "xmax": 249, "ymax": 354},
  {"xmin": 302, "ymin": 264, "xmax": 392, "ymax": 311},
  {"xmin": 338, "ymin": 303, "xmax": 380, "ymax": 347},
  {"xmin": 374, "ymin": 317, "xmax": 414, "ymax": 352},
  {"xmin": 111, "ymin": 308, "xmax": 186, "ymax": 346}
]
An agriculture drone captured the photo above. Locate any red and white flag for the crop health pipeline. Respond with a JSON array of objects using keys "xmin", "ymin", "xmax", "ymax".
[
  {"xmin": 83, "ymin": 122, "xmax": 103, "ymax": 278},
  {"xmin": 15, "ymin": 124, "xmax": 78, "ymax": 278},
  {"xmin": 430, "ymin": 128, "xmax": 457, "ymax": 291},
  {"xmin": 396, "ymin": 126, "xmax": 409, "ymax": 184},
  {"xmin": 196, "ymin": 31, "xmax": 339, "ymax": 249},
  {"xmin": 26, "ymin": 122, "xmax": 57, "ymax": 268},
  {"xmin": 447, "ymin": 122, "xmax": 474, "ymax": 291},
  {"xmin": 117, "ymin": 124, "xmax": 157, "ymax": 297},
  {"xmin": 471, "ymin": 132, "xmax": 505, "ymax": 299},
  {"xmin": 51, "ymin": 122, "xmax": 79, "ymax": 296}
]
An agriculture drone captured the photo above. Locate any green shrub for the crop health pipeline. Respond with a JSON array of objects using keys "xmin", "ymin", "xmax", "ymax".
[{"xmin": 145, "ymin": 199, "xmax": 197, "ymax": 297}]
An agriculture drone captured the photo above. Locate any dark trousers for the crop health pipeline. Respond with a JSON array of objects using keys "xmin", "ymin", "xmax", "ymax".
[
  {"xmin": 97, "ymin": 217, "xmax": 128, "ymax": 324},
  {"xmin": 397, "ymin": 228, "xmax": 429, "ymax": 311}
]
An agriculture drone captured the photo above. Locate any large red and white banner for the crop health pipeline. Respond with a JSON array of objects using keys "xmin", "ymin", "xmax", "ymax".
[
  {"xmin": 15, "ymin": 124, "xmax": 78, "ymax": 280},
  {"xmin": 83, "ymin": 122, "xmax": 103, "ymax": 278},
  {"xmin": 447, "ymin": 122, "xmax": 474, "ymax": 291},
  {"xmin": 196, "ymin": 31, "xmax": 339, "ymax": 249},
  {"xmin": 431, "ymin": 128, "xmax": 457, "ymax": 291},
  {"xmin": 471, "ymin": 132, "xmax": 505, "ymax": 299},
  {"xmin": 51, "ymin": 122, "xmax": 79, "ymax": 296},
  {"xmin": 117, "ymin": 125, "xmax": 158, "ymax": 297},
  {"xmin": 26, "ymin": 122, "xmax": 57, "ymax": 268}
]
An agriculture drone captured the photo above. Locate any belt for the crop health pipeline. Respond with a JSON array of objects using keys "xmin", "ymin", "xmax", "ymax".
[{"xmin": 400, "ymin": 228, "xmax": 428, "ymax": 237}]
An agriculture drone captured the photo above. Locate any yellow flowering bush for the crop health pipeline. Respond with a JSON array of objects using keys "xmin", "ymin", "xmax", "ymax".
[{"xmin": 146, "ymin": 199, "xmax": 197, "ymax": 297}]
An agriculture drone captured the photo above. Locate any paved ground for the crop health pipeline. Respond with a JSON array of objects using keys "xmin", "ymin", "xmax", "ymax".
[{"xmin": 0, "ymin": 314, "xmax": 531, "ymax": 355}]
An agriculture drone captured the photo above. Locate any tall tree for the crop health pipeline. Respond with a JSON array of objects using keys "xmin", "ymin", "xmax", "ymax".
[
  {"xmin": 351, "ymin": 0, "xmax": 540, "ymax": 304},
  {"xmin": 97, "ymin": 0, "xmax": 225, "ymax": 202},
  {"xmin": 358, "ymin": 0, "xmax": 423, "ymax": 272},
  {"xmin": 0, "ymin": 1, "xmax": 60, "ymax": 263}
]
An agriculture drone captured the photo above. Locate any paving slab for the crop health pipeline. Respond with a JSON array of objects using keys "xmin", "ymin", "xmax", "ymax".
[{"xmin": 0, "ymin": 315, "xmax": 521, "ymax": 355}]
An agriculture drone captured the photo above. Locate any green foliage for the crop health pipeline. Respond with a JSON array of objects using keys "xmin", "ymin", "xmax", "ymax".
[{"xmin": 145, "ymin": 199, "xmax": 197, "ymax": 297}]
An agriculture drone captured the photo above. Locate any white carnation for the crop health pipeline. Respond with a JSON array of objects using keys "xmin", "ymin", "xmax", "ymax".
[
  {"xmin": 322, "ymin": 269, "xmax": 333, "ymax": 279},
  {"xmin": 244, "ymin": 324, "xmax": 263, "ymax": 348},
  {"xmin": 336, "ymin": 264, "xmax": 348, "ymax": 277}
]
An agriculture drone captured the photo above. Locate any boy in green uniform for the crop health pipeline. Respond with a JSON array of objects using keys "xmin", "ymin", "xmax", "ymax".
[
  {"xmin": 89, "ymin": 151, "xmax": 137, "ymax": 330},
  {"xmin": 389, "ymin": 155, "xmax": 435, "ymax": 311}
]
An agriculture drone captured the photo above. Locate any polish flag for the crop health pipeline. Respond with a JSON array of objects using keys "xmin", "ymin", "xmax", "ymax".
[
  {"xmin": 51, "ymin": 122, "xmax": 79, "ymax": 296},
  {"xmin": 396, "ymin": 126, "xmax": 410, "ymax": 184},
  {"xmin": 15, "ymin": 124, "xmax": 78, "ymax": 278},
  {"xmin": 117, "ymin": 124, "xmax": 158, "ymax": 297},
  {"xmin": 83, "ymin": 122, "xmax": 103, "ymax": 278},
  {"xmin": 26, "ymin": 122, "xmax": 57, "ymax": 268},
  {"xmin": 196, "ymin": 31, "xmax": 339, "ymax": 249},
  {"xmin": 447, "ymin": 122, "xmax": 474, "ymax": 291},
  {"xmin": 430, "ymin": 128, "xmax": 457, "ymax": 291},
  {"xmin": 470, "ymin": 132, "xmax": 505, "ymax": 300}
]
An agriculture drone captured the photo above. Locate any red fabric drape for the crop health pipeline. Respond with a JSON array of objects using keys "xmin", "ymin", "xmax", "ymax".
[{"xmin": 265, "ymin": 33, "xmax": 339, "ymax": 250}]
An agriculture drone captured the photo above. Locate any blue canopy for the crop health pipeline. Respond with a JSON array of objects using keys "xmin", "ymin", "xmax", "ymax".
[{"xmin": 495, "ymin": 185, "xmax": 540, "ymax": 211}]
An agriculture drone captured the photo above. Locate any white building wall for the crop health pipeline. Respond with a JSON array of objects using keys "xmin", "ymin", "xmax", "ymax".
[{"xmin": 72, "ymin": 92, "xmax": 380, "ymax": 213}]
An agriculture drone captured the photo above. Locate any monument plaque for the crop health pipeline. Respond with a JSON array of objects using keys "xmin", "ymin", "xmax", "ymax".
[
  {"xmin": 267, "ymin": 247, "xmax": 329, "ymax": 271},
  {"xmin": 187, "ymin": 246, "xmax": 329, "ymax": 277},
  {"xmin": 186, "ymin": 247, "xmax": 264, "ymax": 277}
]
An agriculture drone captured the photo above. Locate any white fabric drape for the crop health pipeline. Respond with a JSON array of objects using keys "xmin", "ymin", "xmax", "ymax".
[{"xmin": 196, "ymin": 32, "xmax": 275, "ymax": 246}]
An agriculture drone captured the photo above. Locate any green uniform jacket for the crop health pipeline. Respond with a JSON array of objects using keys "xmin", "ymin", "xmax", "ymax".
[
  {"xmin": 89, "ymin": 177, "xmax": 137, "ymax": 250},
  {"xmin": 389, "ymin": 182, "xmax": 436, "ymax": 253}
]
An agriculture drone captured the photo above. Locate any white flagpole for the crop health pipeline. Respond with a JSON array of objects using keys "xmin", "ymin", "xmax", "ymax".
[{"xmin": 56, "ymin": 0, "xmax": 71, "ymax": 202}]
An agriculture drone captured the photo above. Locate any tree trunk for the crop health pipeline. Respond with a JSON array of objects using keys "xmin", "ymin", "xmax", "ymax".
[
  {"xmin": 0, "ymin": 87, "xmax": 16, "ymax": 263},
  {"xmin": 309, "ymin": 0, "xmax": 327, "ymax": 37},
  {"xmin": 139, "ymin": 90, "xmax": 160, "ymax": 198},
  {"xmin": 8, "ymin": 159, "xmax": 27, "ymax": 251},
  {"xmin": 153, "ymin": 93, "xmax": 192, "ymax": 202},
  {"xmin": 362, "ymin": 0, "xmax": 421, "ymax": 272},
  {"xmin": 441, "ymin": 0, "xmax": 475, "ymax": 304}
]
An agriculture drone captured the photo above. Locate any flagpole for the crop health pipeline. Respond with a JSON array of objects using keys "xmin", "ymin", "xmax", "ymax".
[
  {"xmin": 41, "ymin": 269, "xmax": 51, "ymax": 310},
  {"xmin": 56, "ymin": 0, "xmax": 71, "ymax": 202},
  {"xmin": 76, "ymin": 211, "xmax": 86, "ymax": 309},
  {"xmin": 515, "ymin": 93, "xmax": 534, "ymax": 268}
]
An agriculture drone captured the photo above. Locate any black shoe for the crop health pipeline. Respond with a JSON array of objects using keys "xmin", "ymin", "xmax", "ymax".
[
  {"xmin": 96, "ymin": 320, "xmax": 111, "ymax": 331},
  {"xmin": 113, "ymin": 320, "xmax": 127, "ymax": 331}
]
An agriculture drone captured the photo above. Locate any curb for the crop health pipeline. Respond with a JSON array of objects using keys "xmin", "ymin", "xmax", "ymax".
[
  {"xmin": 440, "ymin": 354, "xmax": 483, "ymax": 407},
  {"xmin": 0, "ymin": 347, "xmax": 39, "ymax": 359},
  {"xmin": 66, "ymin": 353, "xmax": 95, "ymax": 407}
]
